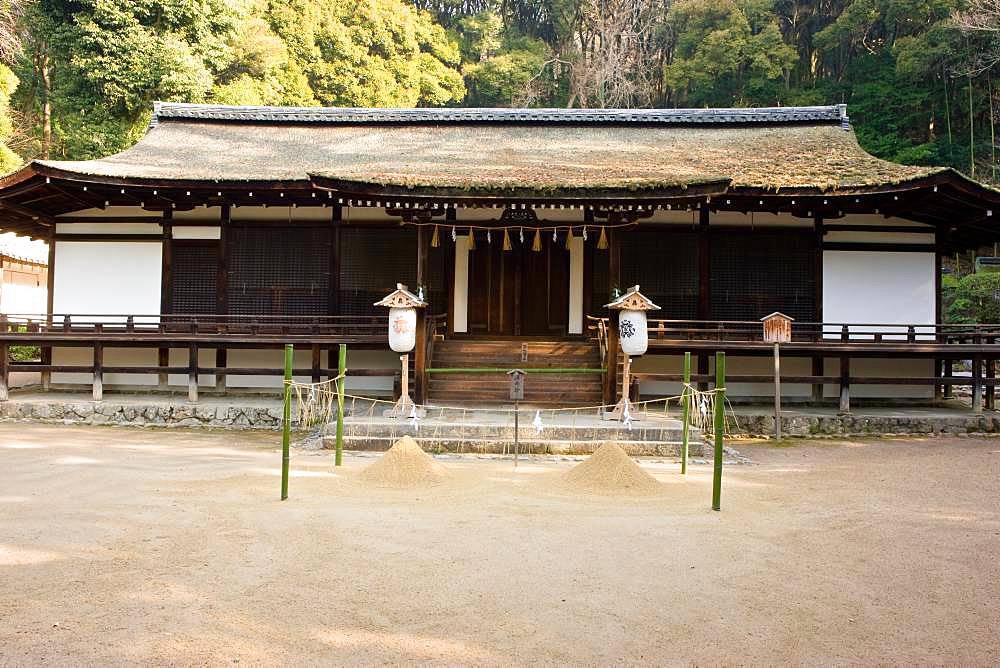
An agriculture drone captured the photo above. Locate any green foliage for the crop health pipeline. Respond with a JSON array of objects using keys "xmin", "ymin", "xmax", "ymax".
[
  {"xmin": 264, "ymin": 0, "xmax": 464, "ymax": 107},
  {"xmin": 946, "ymin": 272, "xmax": 1000, "ymax": 323},
  {"xmin": 0, "ymin": 63, "xmax": 20, "ymax": 171}
]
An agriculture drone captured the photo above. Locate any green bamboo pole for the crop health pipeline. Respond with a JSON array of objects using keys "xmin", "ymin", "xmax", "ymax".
[
  {"xmin": 281, "ymin": 343, "xmax": 293, "ymax": 501},
  {"xmin": 681, "ymin": 351, "xmax": 691, "ymax": 475},
  {"xmin": 712, "ymin": 352, "xmax": 726, "ymax": 512},
  {"xmin": 336, "ymin": 343, "xmax": 346, "ymax": 467}
]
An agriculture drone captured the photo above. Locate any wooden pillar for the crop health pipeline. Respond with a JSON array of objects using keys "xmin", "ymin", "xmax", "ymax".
[
  {"xmin": 311, "ymin": 343, "xmax": 321, "ymax": 385},
  {"xmin": 188, "ymin": 343, "xmax": 199, "ymax": 403},
  {"xmin": 414, "ymin": 310, "xmax": 427, "ymax": 404},
  {"xmin": 0, "ymin": 341, "xmax": 8, "ymax": 402},
  {"xmin": 986, "ymin": 359, "xmax": 995, "ymax": 410},
  {"xmin": 606, "ymin": 227, "xmax": 621, "ymax": 400},
  {"xmin": 329, "ymin": 203, "xmax": 342, "ymax": 316},
  {"xmin": 42, "ymin": 228, "xmax": 55, "ymax": 391},
  {"xmin": 92, "ymin": 340, "xmax": 103, "ymax": 402},
  {"xmin": 215, "ymin": 348, "xmax": 227, "ymax": 392},
  {"xmin": 944, "ymin": 357, "xmax": 954, "ymax": 399},
  {"xmin": 972, "ymin": 354, "xmax": 983, "ymax": 415},
  {"xmin": 838, "ymin": 356, "xmax": 850, "ymax": 414},
  {"xmin": 160, "ymin": 211, "xmax": 173, "ymax": 313},
  {"xmin": 838, "ymin": 324, "xmax": 850, "ymax": 414},
  {"xmin": 697, "ymin": 203, "xmax": 710, "ymax": 391},
  {"xmin": 216, "ymin": 205, "xmax": 230, "ymax": 315},
  {"xmin": 812, "ymin": 214, "xmax": 824, "ymax": 403},
  {"xmin": 934, "ymin": 235, "xmax": 944, "ymax": 400},
  {"xmin": 157, "ymin": 348, "xmax": 169, "ymax": 390}
]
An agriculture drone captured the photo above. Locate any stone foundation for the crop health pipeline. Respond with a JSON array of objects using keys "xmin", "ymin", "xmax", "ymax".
[
  {"xmin": 0, "ymin": 399, "xmax": 285, "ymax": 429},
  {"xmin": 735, "ymin": 413, "xmax": 1000, "ymax": 438}
]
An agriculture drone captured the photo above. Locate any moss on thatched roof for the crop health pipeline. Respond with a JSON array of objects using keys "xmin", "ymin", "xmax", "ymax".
[{"xmin": 28, "ymin": 104, "xmax": 943, "ymax": 195}]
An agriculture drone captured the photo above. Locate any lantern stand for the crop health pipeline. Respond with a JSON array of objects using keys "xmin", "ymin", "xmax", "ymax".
[
  {"xmin": 761, "ymin": 312, "xmax": 794, "ymax": 439},
  {"xmin": 603, "ymin": 285, "xmax": 660, "ymax": 422},
  {"xmin": 374, "ymin": 283, "xmax": 427, "ymax": 418}
]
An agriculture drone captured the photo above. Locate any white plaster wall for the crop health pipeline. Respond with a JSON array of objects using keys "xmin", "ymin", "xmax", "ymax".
[
  {"xmin": 823, "ymin": 251, "xmax": 935, "ymax": 337},
  {"xmin": 568, "ymin": 236, "xmax": 584, "ymax": 334},
  {"xmin": 53, "ymin": 347, "xmax": 160, "ymax": 386},
  {"xmin": 453, "ymin": 236, "xmax": 469, "ymax": 333},
  {"xmin": 632, "ymin": 354, "xmax": 814, "ymax": 399},
  {"xmin": 52, "ymin": 241, "xmax": 163, "ymax": 320},
  {"xmin": 0, "ymin": 273, "xmax": 46, "ymax": 314},
  {"xmin": 55, "ymin": 222, "xmax": 162, "ymax": 235}
]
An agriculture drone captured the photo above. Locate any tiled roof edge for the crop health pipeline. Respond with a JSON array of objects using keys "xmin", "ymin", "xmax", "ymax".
[{"xmin": 150, "ymin": 102, "xmax": 849, "ymax": 127}]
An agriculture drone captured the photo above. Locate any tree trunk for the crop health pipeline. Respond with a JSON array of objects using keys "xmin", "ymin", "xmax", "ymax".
[{"xmin": 40, "ymin": 52, "xmax": 51, "ymax": 159}]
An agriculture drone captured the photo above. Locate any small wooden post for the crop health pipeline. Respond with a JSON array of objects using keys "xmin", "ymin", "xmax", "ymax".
[
  {"xmin": 0, "ymin": 342, "xmax": 9, "ymax": 402},
  {"xmin": 188, "ymin": 343, "xmax": 199, "ymax": 403},
  {"xmin": 761, "ymin": 313, "xmax": 793, "ymax": 439},
  {"xmin": 839, "ymin": 357, "xmax": 851, "ymax": 414},
  {"xmin": 157, "ymin": 348, "xmax": 169, "ymax": 390},
  {"xmin": 987, "ymin": 359, "xmax": 995, "ymax": 411},
  {"xmin": 773, "ymin": 343, "xmax": 782, "ymax": 439},
  {"xmin": 712, "ymin": 352, "xmax": 726, "ymax": 512},
  {"xmin": 972, "ymin": 354, "xmax": 983, "ymax": 414},
  {"xmin": 92, "ymin": 341, "xmax": 104, "ymax": 402},
  {"xmin": 311, "ymin": 344, "xmax": 321, "ymax": 384},
  {"xmin": 681, "ymin": 352, "xmax": 691, "ymax": 475},
  {"xmin": 215, "ymin": 348, "xmax": 227, "ymax": 393},
  {"xmin": 281, "ymin": 344, "xmax": 292, "ymax": 500},
  {"xmin": 335, "ymin": 344, "xmax": 346, "ymax": 467}
]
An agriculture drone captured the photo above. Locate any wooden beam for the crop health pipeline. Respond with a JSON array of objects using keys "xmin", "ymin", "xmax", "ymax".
[
  {"xmin": 160, "ymin": 211, "xmax": 173, "ymax": 313},
  {"xmin": 0, "ymin": 201, "xmax": 54, "ymax": 227},
  {"xmin": 217, "ymin": 205, "xmax": 230, "ymax": 315}
]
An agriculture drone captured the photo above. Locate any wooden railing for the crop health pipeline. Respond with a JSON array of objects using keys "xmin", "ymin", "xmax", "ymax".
[{"xmin": 586, "ymin": 316, "xmax": 1000, "ymax": 413}]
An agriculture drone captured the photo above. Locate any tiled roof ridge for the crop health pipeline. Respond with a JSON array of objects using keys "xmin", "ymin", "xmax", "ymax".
[{"xmin": 151, "ymin": 102, "xmax": 849, "ymax": 127}]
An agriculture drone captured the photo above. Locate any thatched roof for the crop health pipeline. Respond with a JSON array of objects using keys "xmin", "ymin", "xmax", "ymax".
[{"xmin": 25, "ymin": 102, "xmax": 943, "ymax": 196}]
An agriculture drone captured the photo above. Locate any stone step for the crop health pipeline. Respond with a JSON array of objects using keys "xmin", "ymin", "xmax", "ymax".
[{"xmin": 324, "ymin": 435, "xmax": 699, "ymax": 457}]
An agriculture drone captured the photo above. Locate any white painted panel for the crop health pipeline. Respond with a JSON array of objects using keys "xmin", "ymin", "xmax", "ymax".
[
  {"xmin": 823, "ymin": 251, "xmax": 935, "ymax": 336},
  {"xmin": 453, "ymin": 236, "xmax": 469, "ymax": 333},
  {"xmin": 173, "ymin": 226, "xmax": 221, "ymax": 240},
  {"xmin": 568, "ymin": 236, "xmax": 584, "ymax": 334},
  {"xmin": 56, "ymin": 222, "xmax": 162, "ymax": 234},
  {"xmin": 53, "ymin": 241, "xmax": 162, "ymax": 321}
]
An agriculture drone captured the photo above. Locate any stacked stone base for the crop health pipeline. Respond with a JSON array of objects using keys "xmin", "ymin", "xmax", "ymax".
[
  {"xmin": 0, "ymin": 399, "xmax": 285, "ymax": 429},
  {"xmin": 737, "ymin": 413, "xmax": 1000, "ymax": 438}
]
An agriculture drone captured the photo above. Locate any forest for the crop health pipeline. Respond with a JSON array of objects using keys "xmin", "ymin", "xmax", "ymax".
[{"xmin": 0, "ymin": 0, "xmax": 999, "ymax": 186}]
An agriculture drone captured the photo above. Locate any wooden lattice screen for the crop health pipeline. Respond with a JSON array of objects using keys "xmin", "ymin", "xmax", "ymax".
[
  {"xmin": 621, "ymin": 230, "xmax": 699, "ymax": 319},
  {"xmin": 227, "ymin": 225, "xmax": 332, "ymax": 316},
  {"xmin": 710, "ymin": 230, "xmax": 816, "ymax": 321},
  {"xmin": 170, "ymin": 240, "xmax": 218, "ymax": 314}
]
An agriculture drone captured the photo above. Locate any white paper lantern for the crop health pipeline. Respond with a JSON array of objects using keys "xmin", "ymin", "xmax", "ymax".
[
  {"xmin": 618, "ymin": 309, "xmax": 648, "ymax": 356},
  {"xmin": 388, "ymin": 307, "xmax": 416, "ymax": 353}
]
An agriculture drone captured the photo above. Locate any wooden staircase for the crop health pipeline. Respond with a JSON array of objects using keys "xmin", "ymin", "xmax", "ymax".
[{"xmin": 427, "ymin": 338, "xmax": 604, "ymax": 405}]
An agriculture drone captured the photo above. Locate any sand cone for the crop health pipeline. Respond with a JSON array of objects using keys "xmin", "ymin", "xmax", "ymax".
[
  {"xmin": 359, "ymin": 435, "xmax": 450, "ymax": 487},
  {"xmin": 562, "ymin": 443, "xmax": 661, "ymax": 495}
]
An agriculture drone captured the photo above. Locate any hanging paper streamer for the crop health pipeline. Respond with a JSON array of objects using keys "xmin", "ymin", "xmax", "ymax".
[
  {"xmin": 519, "ymin": 227, "xmax": 524, "ymax": 244},
  {"xmin": 552, "ymin": 228, "xmax": 557, "ymax": 243},
  {"xmin": 623, "ymin": 400, "xmax": 633, "ymax": 431},
  {"xmin": 502, "ymin": 228, "xmax": 512, "ymax": 251},
  {"xmin": 532, "ymin": 228, "xmax": 542, "ymax": 252},
  {"xmin": 408, "ymin": 403, "xmax": 420, "ymax": 432},
  {"xmin": 533, "ymin": 410, "xmax": 543, "ymax": 434},
  {"xmin": 468, "ymin": 230, "xmax": 476, "ymax": 250},
  {"xmin": 486, "ymin": 229, "xmax": 492, "ymax": 244},
  {"xmin": 597, "ymin": 226, "xmax": 608, "ymax": 249},
  {"xmin": 582, "ymin": 226, "xmax": 588, "ymax": 241},
  {"xmin": 431, "ymin": 225, "xmax": 440, "ymax": 248},
  {"xmin": 451, "ymin": 226, "xmax": 457, "ymax": 242}
]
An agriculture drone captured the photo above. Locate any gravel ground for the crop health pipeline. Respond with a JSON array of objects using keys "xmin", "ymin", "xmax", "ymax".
[{"xmin": 1, "ymin": 424, "xmax": 998, "ymax": 665}]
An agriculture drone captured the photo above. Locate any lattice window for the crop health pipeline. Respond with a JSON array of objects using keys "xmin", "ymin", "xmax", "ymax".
[
  {"xmin": 339, "ymin": 227, "xmax": 438, "ymax": 315},
  {"xmin": 227, "ymin": 226, "xmax": 332, "ymax": 316},
  {"xmin": 621, "ymin": 230, "xmax": 699, "ymax": 319},
  {"xmin": 710, "ymin": 231, "xmax": 816, "ymax": 321},
  {"xmin": 170, "ymin": 241, "xmax": 218, "ymax": 314}
]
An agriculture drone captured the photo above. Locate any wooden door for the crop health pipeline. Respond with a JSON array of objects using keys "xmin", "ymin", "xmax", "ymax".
[
  {"xmin": 520, "ymin": 235, "xmax": 569, "ymax": 336},
  {"xmin": 467, "ymin": 236, "xmax": 516, "ymax": 335},
  {"xmin": 466, "ymin": 232, "xmax": 570, "ymax": 336}
]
